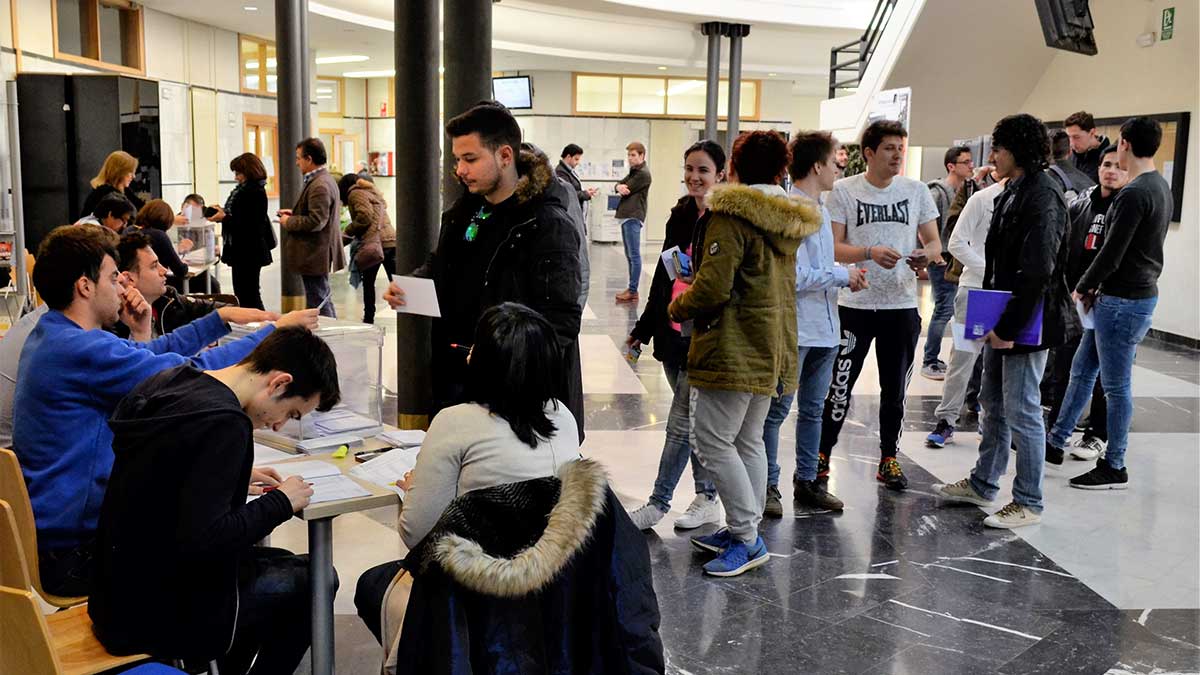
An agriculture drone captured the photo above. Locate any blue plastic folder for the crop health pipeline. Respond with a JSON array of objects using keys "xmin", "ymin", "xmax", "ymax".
[{"xmin": 964, "ymin": 289, "xmax": 1044, "ymax": 346}]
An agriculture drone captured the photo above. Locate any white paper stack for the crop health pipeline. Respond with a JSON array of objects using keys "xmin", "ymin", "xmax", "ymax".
[
  {"xmin": 377, "ymin": 429, "xmax": 426, "ymax": 448},
  {"xmin": 259, "ymin": 460, "xmax": 371, "ymax": 504},
  {"xmin": 306, "ymin": 406, "xmax": 383, "ymax": 437}
]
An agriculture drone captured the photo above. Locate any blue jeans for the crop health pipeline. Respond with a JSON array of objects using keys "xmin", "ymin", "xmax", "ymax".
[
  {"xmin": 302, "ymin": 274, "xmax": 336, "ymax": 318},
  {"xmin": 648, "ymin": 363, "xmax": 716, "ymax": 512},
  {"xmin": 969, "ymin": 346, "xmax": 1049, "ymax": 511},
  {"xmin": 763, "ymin": 346, "xmax": 838, "ymax": 486},
  {"xmin": 1048, "ymin": 295, "xmax": 1156, "ymax": 470},
  {"xmin": 923, "ymin": 264, "xmax": 957, "ymax": 366},
  {"xmin": 621, "ymin": 219, "xmax": 643, "ymax": 293}
]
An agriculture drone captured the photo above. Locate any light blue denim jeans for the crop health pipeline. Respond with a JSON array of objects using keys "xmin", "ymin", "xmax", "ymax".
[
  {"xmin": 763, "ymin": 346, "xmax": 839, "ymax": 486},
  {"xmin": 1048, "ymin": 294, "xmax": 1157, "ymax": 470},
  {"xmin": 620, "ymin": 218, "xmax": 643, "ymax": 293},
  {"xmin": 923, "ymin": 264, "xmax": 957, "ymax": 366},
  {"xmin": 969, "ymin": 346, "xmax": 1049, "ymax": 511},
  {"xmin": 648, "ymin": 363, "xmax": 716, "ymax": 512}
]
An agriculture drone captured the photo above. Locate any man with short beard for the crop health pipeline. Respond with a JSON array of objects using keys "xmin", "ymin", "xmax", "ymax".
[{"xmin": 384, "ymin": 102, "xmax": 584, "ymax": 437}]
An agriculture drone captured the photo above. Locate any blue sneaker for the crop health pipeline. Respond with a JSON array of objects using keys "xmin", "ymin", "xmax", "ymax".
[
  {"xmin": 925, "ymin": 419, "xmax": 955, "ymax": 448},
  {"xmin": 690, "ymin": 527, "xmax": 733, "ymax": 555},
  {"xmin": 703, "ymin": 536, "xmax": 769, "ymax": 577}
]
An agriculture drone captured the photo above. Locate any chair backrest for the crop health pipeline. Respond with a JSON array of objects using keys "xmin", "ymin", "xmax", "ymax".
[
  {"xmin": 0, "ymin": 500, "xmax": 33, "ymax": 590},
  {"xmin": 0, "ymin": 586, "xmax": 64, "ymax": 674},
  {"xmin": 25, "ymin": 251, "xmax": 41, "ymax": 308},
  {"xmin": 0, "ymin": 450, "xmax": 39, "ymax": 591},
  {"xmin": 0, "ymin": 448, "xmax": 85, "ymax": 607}
]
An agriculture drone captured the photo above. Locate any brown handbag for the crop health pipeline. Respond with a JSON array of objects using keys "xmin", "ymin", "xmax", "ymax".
[{"xmin": 354, "ymin": 238, "xmax": 385, "ymax": 269}]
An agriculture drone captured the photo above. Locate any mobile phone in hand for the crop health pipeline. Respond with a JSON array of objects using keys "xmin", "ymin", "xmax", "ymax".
[{"xmin": 203, "ymin": 206, "xmax": 219, "ymax": 218}]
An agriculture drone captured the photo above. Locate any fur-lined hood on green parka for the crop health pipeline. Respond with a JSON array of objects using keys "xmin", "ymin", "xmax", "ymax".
[{"xmin": 668, "ymin": 183, "xmax": 822, "ymax": 396}]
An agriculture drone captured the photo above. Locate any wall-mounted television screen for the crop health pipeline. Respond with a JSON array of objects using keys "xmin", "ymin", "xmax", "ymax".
[{"xmin": 493, "ymin": 76, "xmax": 533, "ymax": 110}]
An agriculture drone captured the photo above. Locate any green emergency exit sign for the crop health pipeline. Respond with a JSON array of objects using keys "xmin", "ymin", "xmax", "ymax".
[{"xmin": 1162, "ymin": 7, "xmax": 1174, "ymax": 41}]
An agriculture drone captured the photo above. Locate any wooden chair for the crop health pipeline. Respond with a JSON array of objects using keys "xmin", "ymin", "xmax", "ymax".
[
  {"xmin": 0, "ymin": 448, "xmax": 87, "ymax": 608},
  {"xmin": 0, "ymin": 586, "xmax": 154, "ymax": 675}
]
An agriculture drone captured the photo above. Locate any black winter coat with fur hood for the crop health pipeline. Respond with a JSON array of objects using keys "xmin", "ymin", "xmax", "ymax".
[{"xmin": 393, "ymin": 459, "xmax": 665, "ymax": 674}]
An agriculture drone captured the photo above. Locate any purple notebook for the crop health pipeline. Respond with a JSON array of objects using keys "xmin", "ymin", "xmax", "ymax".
[{"xmin": 964, "ymin": 289, "xmax": 1044, "ymax": 346}]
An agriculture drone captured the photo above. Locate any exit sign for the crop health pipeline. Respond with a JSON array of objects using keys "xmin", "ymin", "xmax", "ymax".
[{"xmin": 1162, "ymin": 7, "xmax": 1175, "ymax": 41}]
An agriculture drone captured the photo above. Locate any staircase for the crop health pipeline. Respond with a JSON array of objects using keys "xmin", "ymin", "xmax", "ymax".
[{"xmin": 828, "ymin": 0, "xmax": 900, "ymax": 99}]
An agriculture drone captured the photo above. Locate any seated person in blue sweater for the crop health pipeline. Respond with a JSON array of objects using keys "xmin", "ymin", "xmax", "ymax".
[
  {"xmin": 12, "ymin": 224, "xmax": 320, "ymax": 597},
  {"xmin": 90, "ymin": 327, "xmax": 341, "ymax": 675}
]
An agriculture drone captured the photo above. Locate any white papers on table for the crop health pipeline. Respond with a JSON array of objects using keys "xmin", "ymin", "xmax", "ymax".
[
  {"xmin": 259, "ymin": 460, "xmax": 371, "ymax": 503},
  {"xmin": 307, "ymin": 406, "xmax": 381, "ymax": 436},
  {"xmin": 306, "ymin": 475, "xmax": 371, "ymax": 503},
  {"xmin": 183, "ymin": 250, "xmax": 209, "ymax": 265},
  {"xmin": 952, "ymin": 323, "xmax": 983, "ymax": 354},
  {"xmin": 349, "ymin": 447, "xmax": 421, "ymax": 498},
  {"xmin": 377, "ymin": 429, "xmax": 426, "ymax": 448},
  {"xmin": 1075, "ymin": 299, "xmax": 1094, "ymax": 330},
  {"xmin": 253, "ymin": 443, "xmax": 293, "ymax": 464},
  {"xmin": 260, "ymin": 460, "xmax": 341, "ymax": 480},
  {"xmin": 389, "ymin": 275, "xmax": 441, "ymax": 318}
]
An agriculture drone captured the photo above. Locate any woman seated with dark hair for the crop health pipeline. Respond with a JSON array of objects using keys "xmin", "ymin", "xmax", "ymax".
[
  {"xmin": 355, "ymin": 302, "xmax": 663, "ymax": 675},
  {"xmin": 396, "ymin": 301, "xmax": 580, "ymax": 547}
]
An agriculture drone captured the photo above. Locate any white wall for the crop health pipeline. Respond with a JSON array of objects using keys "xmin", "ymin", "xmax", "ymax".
[{"xmin": 1020, "ymin": 0, "xmax": 1198, "ymax": 341}]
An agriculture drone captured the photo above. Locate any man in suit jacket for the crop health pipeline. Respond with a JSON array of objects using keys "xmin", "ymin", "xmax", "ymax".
[
  {"xmin": 279, "ymin": 137, "xmax": 345, "ymax": 317},
  {"xmin": 555, "ymin": 143, "xmax": 597, "ymax": 211}
]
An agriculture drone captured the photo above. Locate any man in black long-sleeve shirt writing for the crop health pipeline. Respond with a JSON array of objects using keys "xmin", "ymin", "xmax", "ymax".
[
  {"xmin": 89, "ymin": 327, "xmax": 342, "ymax": 674},
  {"xmin": 1046, "ymin": 116, "xmax": 1173, "ymax": 490}
]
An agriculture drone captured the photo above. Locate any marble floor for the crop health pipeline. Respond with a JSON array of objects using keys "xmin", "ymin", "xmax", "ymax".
[{"xmin": 230, "ymin": 241, "xmax": 1200, "ymax": 674}]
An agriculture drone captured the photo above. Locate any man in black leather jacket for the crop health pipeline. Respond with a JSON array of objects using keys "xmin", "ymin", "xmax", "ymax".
[{"xmin": 112, "ymin": 230, "xmax": 255, "ymax": 340}]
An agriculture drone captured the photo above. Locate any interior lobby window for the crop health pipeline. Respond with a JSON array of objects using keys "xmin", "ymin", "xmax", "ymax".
[
  {"xmin": 574, "ymin": 73, "xmax": 758, "ymax": 119},
  {"xmin": 317, "ymin": 77, "xmax": 344, "ymax": 117},
  {"xmin": 240, "ymin": 36, "xmax": 278, "ymax": 97},
  {"xmin": 53, "ymin": 0, "xmax": 144, "ymax": 73}
]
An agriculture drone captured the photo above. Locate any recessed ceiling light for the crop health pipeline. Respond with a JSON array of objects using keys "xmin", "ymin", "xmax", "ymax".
[
  {"xmin": 768, "ymin": 73, "xmax": 777, "ymax": 77},
  {"xmin": 315, "ymin": 54, "xmax": 369, "ymax": 65},
  {"xmin": 657, "ymin": 66, "xmax": 667, "ymax": 70},
  {"xmin": 342, "ymin": 69, "xmax": 396, "ymax": 78},
  {"xmin": 243, "ymin": 5, "xmax": 257, "ymax": 10}
]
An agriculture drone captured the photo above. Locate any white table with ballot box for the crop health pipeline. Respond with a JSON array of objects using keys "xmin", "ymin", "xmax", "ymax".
[
  {"xmin": 177, "ymin": 205, "xmax": 220, "ymax": 293},
  {"xmin": 224, "ymin": 318, "xmax": 426, "ymax": 675}
]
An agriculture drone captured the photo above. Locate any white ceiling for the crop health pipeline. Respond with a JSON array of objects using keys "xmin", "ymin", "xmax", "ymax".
[{"xmin": 139, "ymin": 0, "xmax": 865, "ymax": 94}]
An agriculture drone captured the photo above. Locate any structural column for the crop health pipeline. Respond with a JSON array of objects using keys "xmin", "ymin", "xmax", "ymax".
[
  {"xmin": 274, "ymin": 0, "xmax": 311, "ymax": 311},
  {"xmin": 442, "ymin": 0, "xmax": 494, "ymax": 203},
  {"xmin": 393, "ymin": 0, "xmax": 441, "ymax": 428},
  {"xmin": 700, "ymin": 22, "xmax": 725, "ymax": 141},
  {"xmin": 725, "ymin": 24, "xmax": 750, "ymax": 152}
]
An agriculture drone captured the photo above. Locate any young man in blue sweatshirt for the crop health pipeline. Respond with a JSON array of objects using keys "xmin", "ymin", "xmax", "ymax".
[{"xmin": 12, "ymin": 224, "xmax": 319, "ymax": 596}]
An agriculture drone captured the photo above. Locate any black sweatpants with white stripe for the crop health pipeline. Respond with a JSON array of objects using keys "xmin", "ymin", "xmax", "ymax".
[{"xmin": 820, "ymin": 306, "xmax": 921, "ymax": 460}]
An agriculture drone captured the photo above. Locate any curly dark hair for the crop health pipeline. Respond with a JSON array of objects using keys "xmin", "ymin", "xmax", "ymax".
[
  {"xmin": 991, "ymin": 114, "xmax": 1051, "ymax": 172},
  {"xmin": 730, "ymin": 130, "xmax": 789, "ymax": 186}
]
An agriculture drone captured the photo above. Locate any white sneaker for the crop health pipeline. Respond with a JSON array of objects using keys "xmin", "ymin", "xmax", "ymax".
[
  {"xmin": 674, "ymin": 495, "xmax": 721, "ymax": 530},
  {"xmin": 983, "ymin": 502, "xmax": 1042, "ymax": 529},
  {"xmin": 628, "ymin": 504, "xmax": 666, "ymax": 531},
  {"xmin": 1070, "ymin": 436, "xmax": 1106, "ymax": 461}
]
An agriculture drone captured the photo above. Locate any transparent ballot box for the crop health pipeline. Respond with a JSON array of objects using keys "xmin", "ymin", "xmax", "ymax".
[
  {"xmin": 177, "ymin": 222, "xmax": 218, "ymax": 264},
  {"xmin": 223, "ymin": 318, "xmax": 385, "ymax": 446}
]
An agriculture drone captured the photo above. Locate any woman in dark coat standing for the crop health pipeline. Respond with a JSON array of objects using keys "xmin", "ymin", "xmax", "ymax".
[{"xmin": 212, "ymin": 153, "xmax": 274, "ymax": 310}]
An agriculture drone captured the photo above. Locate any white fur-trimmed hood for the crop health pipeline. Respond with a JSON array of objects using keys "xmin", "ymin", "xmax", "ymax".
[{"xmin": 433, "ymin": 459, "xmax": 609, "ymax": 598}]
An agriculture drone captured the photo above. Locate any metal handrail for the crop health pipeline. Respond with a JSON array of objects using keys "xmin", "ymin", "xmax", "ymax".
[{"xmin": 827, "ymin": 0, "xmax": 899, "ymax": 99}]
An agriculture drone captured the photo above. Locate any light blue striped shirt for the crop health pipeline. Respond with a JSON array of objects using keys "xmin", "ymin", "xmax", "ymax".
[{"xmin": 791, "ymin": 187, "xmax": 850, "ymax": 348}]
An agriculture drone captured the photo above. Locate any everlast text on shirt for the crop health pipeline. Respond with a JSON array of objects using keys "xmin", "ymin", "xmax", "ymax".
[{"xmin": 854, "ymin": 199, "xmax": 910, "ymax": 226}]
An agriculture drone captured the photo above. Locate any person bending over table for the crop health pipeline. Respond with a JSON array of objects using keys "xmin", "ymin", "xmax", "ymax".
[{"xmin": 89, "ymin": 327, "xmax": 342, "ymax": 675}]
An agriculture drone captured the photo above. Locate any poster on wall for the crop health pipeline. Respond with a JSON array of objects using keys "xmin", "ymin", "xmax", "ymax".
[{"xmin": 868, "ymin": 87, "xmax": 912, "ymax": 130}]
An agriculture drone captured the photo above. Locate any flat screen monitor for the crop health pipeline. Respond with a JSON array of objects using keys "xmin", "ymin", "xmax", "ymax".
[
  {"xmin": 1034, "ymin": 0, "xmax": 1098, "ymax": 56},
  {"xmin": 493, "ymin": 76, "xmax": 533, "ymax": 110}
]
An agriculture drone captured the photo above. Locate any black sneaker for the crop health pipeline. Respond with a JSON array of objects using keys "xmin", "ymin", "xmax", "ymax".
[
  {"xmin": 1070, "ymin": 459, "xmax": 1128, "ymax": 490},
  {"xmin": 876, "ymin": 457, "xmax": 908, "ymax": 491},
  {"xmin": 794, "ymin": 479, "xmax": 844, "ymax": 511},
  {"xmin": 1046, "ymin": 442, "xmax": 1064, "ymax": 466},
  {"xmin": 763, "ymin": 485, "xmax": 783, "ymax": 518}
]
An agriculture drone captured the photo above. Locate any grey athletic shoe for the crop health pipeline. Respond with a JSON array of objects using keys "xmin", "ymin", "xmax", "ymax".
[{"xmin": 628, "ymin": 503, "xmax": 666, "ymax": 531}]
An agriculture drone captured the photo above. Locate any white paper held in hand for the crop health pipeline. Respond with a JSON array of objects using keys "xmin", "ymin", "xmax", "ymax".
[{"xmin": 390, "ymin": 275, "xmax": 441, "ymax": 318}]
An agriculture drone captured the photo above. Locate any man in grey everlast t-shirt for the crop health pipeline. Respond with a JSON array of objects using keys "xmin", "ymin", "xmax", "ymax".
[{"xmin": 817, "ymin": 120, "xmax": 943, "ymax": 493}]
